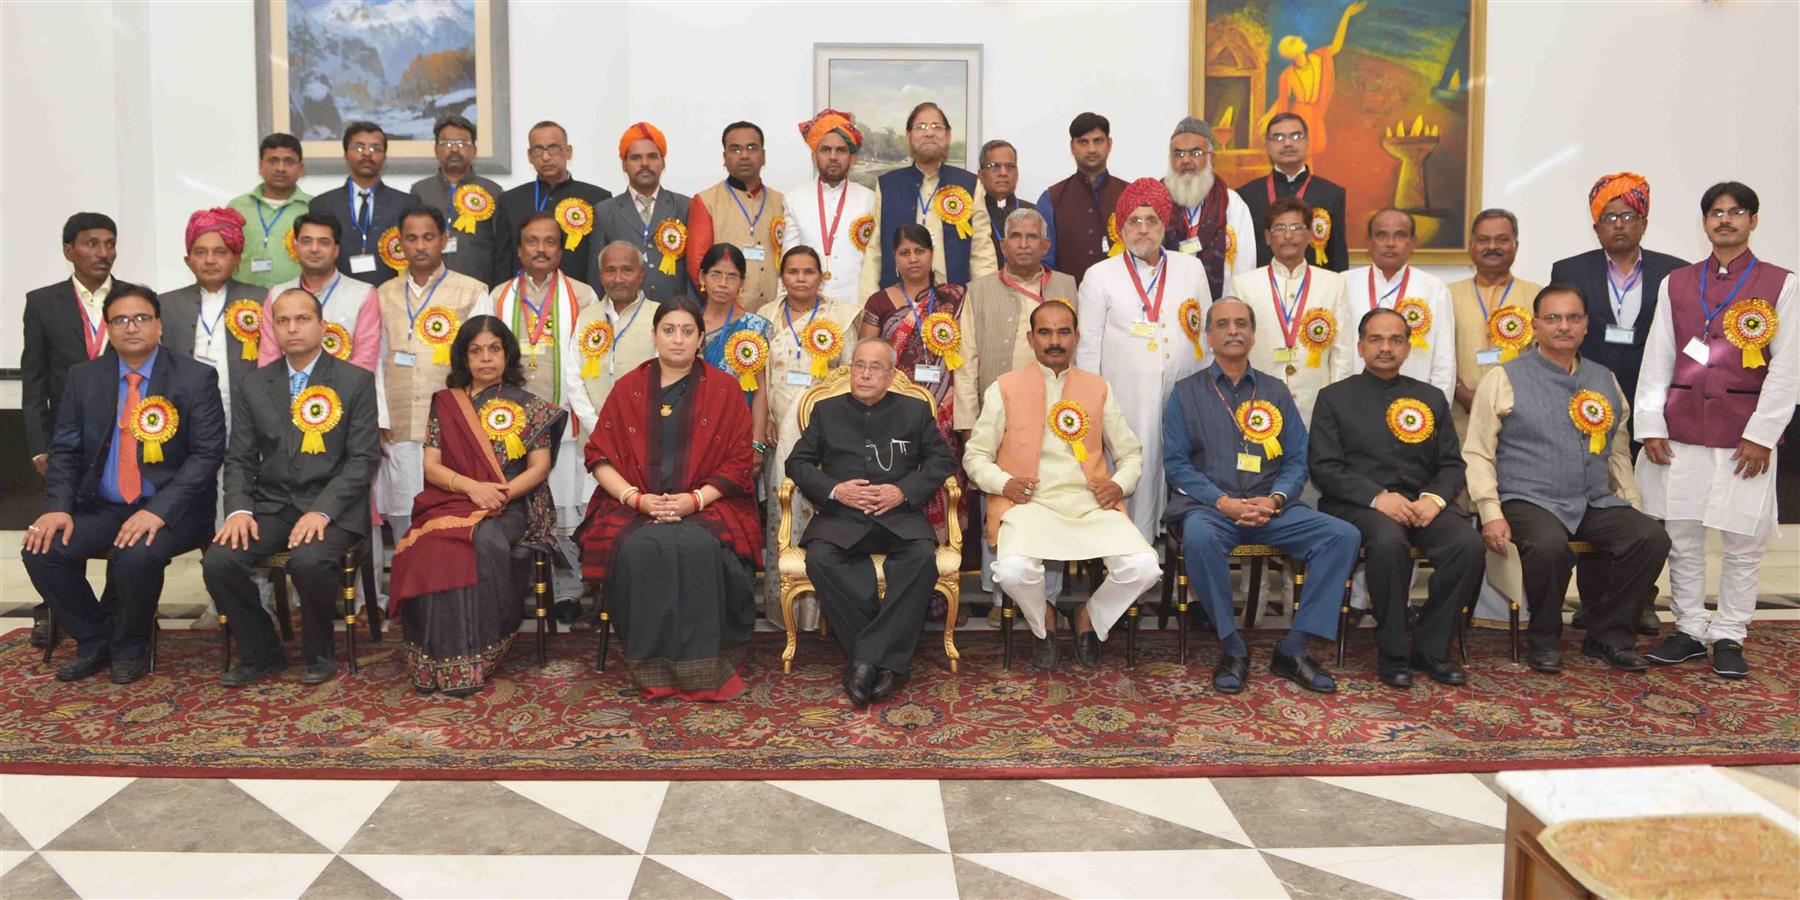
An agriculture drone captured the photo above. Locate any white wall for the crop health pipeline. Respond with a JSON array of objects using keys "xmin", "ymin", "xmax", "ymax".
[{"xmin": 3, "ymin": 0, "xmax": 1795, "ymax": 370}]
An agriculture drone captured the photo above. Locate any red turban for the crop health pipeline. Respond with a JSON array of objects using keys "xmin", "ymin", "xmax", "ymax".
[
  {"xmin": 185, "ymin": 207, "xmax": 246, "ymax": 255},
  {"xmin": 619, "ymin": 121, "xmax": 667, "ymax": 159},
  {"xmin": 1115, "ymin": 177, "xmax": 1173, "ymax": 231},
  {"xmin": 798, "ymin": 108, "xmax": 863, "ymax": 152},
  {"xmin": 1588, "ymin": 172, "xmax": 1649, "ymax": 223}
]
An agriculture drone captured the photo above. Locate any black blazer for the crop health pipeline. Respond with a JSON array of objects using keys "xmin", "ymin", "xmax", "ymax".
[
  {"xmin": 1552, "ymin": 247, "xmax": 1687, "ymax": 407},
  {"xmin": 1237, "ymin": 169, "xmax": 1350, "ymax": 271},
  {"xmin": 42, "ymin": 345, "xmax": 225, "ymax": 529},
  {"xmin": 160, "ymin": 279, "xmax": 268, "ymax": 404},
  {"xmin": 310, "ymin": 180, "xmax": 413, "ymax": 286},
  {"xmin": 1309, "ymin": 372, "xmax": 1463, "ymax": 516},
  {"xmin": 22, "ymin": 279, "xmax": 123, "ymax": 457},
  {"xmin": 411, "ymin": 172, "xmax": 510, "ymax": 287},
  {"xmin": 496, "ymin": 176, "xmax": 613, "ymax": 286},
  {"xmin": 786, "ymin": 391, "xmax": 956, "ymax": 549},
  {"xmin": 224, "ymin": 351, "xmax": 380, "ymax": 533}
]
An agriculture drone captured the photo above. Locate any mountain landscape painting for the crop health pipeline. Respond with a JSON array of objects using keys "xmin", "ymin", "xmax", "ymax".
[{"xmin": 285, "ymin": 0, "xmax": 478, "ymax": 141}]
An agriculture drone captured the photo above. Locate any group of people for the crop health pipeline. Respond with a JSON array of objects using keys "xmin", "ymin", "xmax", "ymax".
[{"xmin": 20, "ymin": 105, "xmax": 1793, "ymax": 708}]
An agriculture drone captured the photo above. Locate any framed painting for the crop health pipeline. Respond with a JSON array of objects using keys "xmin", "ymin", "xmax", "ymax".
[
  {"xmin": 255, "ymin": 0, "xmax": 512, "ymax": 176},
  {"xmin": 813, "ymin": 44, "xmax": 983, "ymax": 190},
  {"xmin": 1190, "ymin": 0, "xmax": 1485, "ymax": 263}
]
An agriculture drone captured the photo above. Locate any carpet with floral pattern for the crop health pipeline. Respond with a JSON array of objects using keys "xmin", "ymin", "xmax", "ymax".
[{"xmin": 3, "ymin": 625, "xmax": 1796, "ymax": 779}]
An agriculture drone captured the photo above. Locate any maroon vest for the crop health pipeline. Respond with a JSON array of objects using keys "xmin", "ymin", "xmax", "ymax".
[
  {"xmin": 1663, "ymin": 253, "xmax": 1791, "ymax": 447},
  {"xmin": 1048, "ymin": 172, "xmax": 1127, "ymax": 284}
]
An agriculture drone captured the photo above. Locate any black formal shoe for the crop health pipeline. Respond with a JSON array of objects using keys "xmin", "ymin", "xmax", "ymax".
[
  {"xmin": 55, "ymin": 654, "xmax": 110, "ymax": 682},
  {"xmin": 1073, "ymin": 631, "xmax": 1102, "ymax": 668},
  {"xmin": 1377, "ymin": 656, "xmax": 1414, "ymax": 689},
  {"xmin": 1526, "ymin": 648, "xmax": 1564, "ymax": 674},
  {"xmin": 443, "ymin": 683, "xmax": 485, "ymax": 698},
  {"xmin": 301, "ymin": 658, "xmax": 340, "ymax": 685},
  {"xmin": 1711, "ymin": 639, "xmax": 1748, "ymax": 679},
  {"xmin": 1582, "ymin": 640, "xmax": 1649, "ymax": 672},
  {"xmin": 843, "ymin": 662, "xmax": 877, "ymax": 707},
  {"xmin": 1636, "ymin": 607, "xmax": 1663, "ymax": 636},
  {"xmin": 1032, "ymin": 632, "xmax": 1059, "ymax": 670},
  {"xmin": 1212, "ymin": 654, "xmax": 1249, "ymax": 694},
  {"xmin": 110, "ymin": 656, "xmax": 151, "ymax": 685},
  {"xmin": 1409, "ymin": 653, "xmax": 1467, "ymax": 686},
  {"xmin": 30, "ymin": 606, "xmax": 50, "ymax": 649},
  {"xmin": 871, "ymin": 668, "xmax": 909, "ymax": 702},
  {"xmin": 1270, "ymin": 652, "xmax": 1337, "ymax": 693},
  {"xmin": 1646, "ymin": 632, "xmax": 1707, "ymax": 665},
  {"xmin": 1569, "ymin": 606, "xmax": 1587, "ymax": 629},
  {"xmin": 221, "ymin": 659, "xmax": 287, "ymax": 687}
]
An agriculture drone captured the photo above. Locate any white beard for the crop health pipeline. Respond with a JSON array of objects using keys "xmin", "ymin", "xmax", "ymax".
[{"xmin": 1164, "ymin": 166, "xmax": 1215, "ymax": 210}]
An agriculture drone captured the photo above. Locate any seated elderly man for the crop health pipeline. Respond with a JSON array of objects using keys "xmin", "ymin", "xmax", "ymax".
[
  {"xmin": 786, "ymin": 337, "xmax": 957, "ymax": 706},
  {"xmin": 1163, "ymin": 298, "xmax": 1360, "ymax": 694},
  {"xmin": 964, "ymin": 299, "xmax": 1159, "ymax": 668}
]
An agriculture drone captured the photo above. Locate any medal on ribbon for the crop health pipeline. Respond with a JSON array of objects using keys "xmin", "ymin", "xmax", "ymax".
[
  {"xmin": 1297, "ymin": 307, "xmax": 1336, "ymax": 368},
  {"xmin": 292, "ymin": 385, "xmax": 342, "ymax": 455},
  {"xmin": 451, "ymin": 184, "xmax": 495, "ymax": 234},
  {"xmin": 1487, "ymin": 306, "xmax": 1532, "ymax": 361},
  {"xmin": 578, "ymin": 319, "xmax": 613, "ymax": 379},
  {"xmin": 803, "ymin": 318, "xmax": 843, "ymax": 378},
  {"xmin": 378, "ymin": 226, "xmax": 407, "ymax": 272},
  {"xmin": 1178, "ymin": 298, "xmax": 1205, "ymax": 360},
  {"xmin": 415, "ymin": 307, "xmax": 459, "ymax": 366},
  {"xmin": 1236, "ymin": 399, "xmax": 1283, "ymax": 459},
  {"xmin": 768, "ymin": 215, "xmax": 786, "ymax": 250},
  {"xmin": 724, "ymin": 330, "xmax": 769, "ymax": 392},
  {"xmin": 283, "ymin": 229, "xmax": 298, "ymax": 262},
  {"xmin": 553, "ymin": 197, "xmax": 593, "ymax": 251},
  {"xmin": 1224, "ymin": 226, "xmax": 1238, "ymax": 268},
  {"xmin": 850, "ymin": 214, "xmax": 875, "ymax": 252},
  {"xmin": 1309, "ymin": 208, "xmax": 1332, "ymax": 259},
  {"xmin": 225, "ymin": 299, "xmax": 262, "ymax": 361},
  {"xmin": 1386, "ymin": 397, "xmax": 1434, "ymax": 444},
  {"xmin": 1395, "ymin": 297, "xmax": 1432, "ymax": 349},
  {"xmin": 1105, "ymin": 214, "xmax": 1124, "ymax": 257},
  {"xmin": 480, "ymin": 398, "xmax": 528, "ymax": 460},
  {"xmin": 1568, "ymin": 389, "xmax": 1613, "ymax": 455},
  {"xmin": 321, "ymin": 322, "xmax": 352, "ymax": 361},
  {"xmin": 933, "ymin": 186, "xmax": 974, "ymax": 239},
  {"xmin": 1723, "ymin": 298, "xmax": 1777, "ymax": 369},
  {"xmin": 1047, "ymin": 400, "xmax": 1092, "ymax": 462},
  {"xmin": 653, "ymin": 219, "xmax": 686, "ymax": 276},
  {"xmin": 922, "ymin": 311, "xmax": 965, "ymax": 370},
  {"xmin": 128, "ymin": 396, "xmax": 178, "ymax": 464}
]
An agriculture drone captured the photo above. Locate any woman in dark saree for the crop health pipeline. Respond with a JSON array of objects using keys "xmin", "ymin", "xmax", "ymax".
[
  {"xmin": 579, "ymin": 299, "xmax": 762, "ymax": 701},
  {"xmin": 388, "ymin": 316, "xmax": 565, "ymax": 697}
]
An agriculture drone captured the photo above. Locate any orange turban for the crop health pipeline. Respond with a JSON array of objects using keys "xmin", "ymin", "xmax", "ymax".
[
  {"xmin": 798, "ymin": 108, "xmax": 863, "ymax": 152},
  {"xmin": 1588, "ymin": 171, "xmax": 1649, "ymax": 223},
  {"xmin": 185, "ymin": 207, "xmax": 246, "ymax": 255},
  {"xmin": 619, "ymin": 121, "xmax": 667, "ymax": 159}
]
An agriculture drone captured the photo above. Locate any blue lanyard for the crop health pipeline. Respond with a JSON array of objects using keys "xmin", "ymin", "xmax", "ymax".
[
  {"xmin": 404, "ymin": 270, "xmax": 448, "ymax": 333},
  {"xmin": 902, "ymin": 283, "xmax": 936, "ymax": 333},
  {"xmin": 198, "ymin": 294, "xmax": 228, "ymax": 340},
  {"xmin": 729, "ymin": 184, "xmax": 767, "ymax": 232},
  {"xmin": 315, "ymin": 274, "xmax": 342, "ymax": 314},
  {"xmin": 1607, "ymin": 260, "xmax": 1642, "ymax": 321},
  {"xmin": 784, "ymin": 297, "xmax": 822, "ymax": 358},
  {"xmin": 255, "ymin": 198, "xmax": 290, "ymax": 246},
  {"xmin": 915, "ymin": 185, "xmax": 932, "ymax": 219},
  {"xmin": 1474, "ymin": 276, "xmax": 1512, "ymax": 320},
  {"xmin": 1700, "ymin": 257, "xmax": 1756, "ymax": 335},
  {"xmin": 345, "ymin": 179, "xmax": 373, "ymax": 248},
  {"xmin": 1378, "ymin": 272, "xmax": 1406, "ymax": 304},
  {"xmin": 609, "ymin": 298, "xmax": 644, "ymax": 364}
]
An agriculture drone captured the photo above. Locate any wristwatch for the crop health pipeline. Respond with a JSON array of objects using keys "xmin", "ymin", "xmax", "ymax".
[{"xmin": 1269, "ymin": 492, "xmax": 1287, "ymax": 513}]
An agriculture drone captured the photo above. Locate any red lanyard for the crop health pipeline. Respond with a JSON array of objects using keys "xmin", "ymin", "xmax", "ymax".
[
  {"xmin": 513, "ymin": 273, "xmax": 565, "ymax": 346},
  {"xmin": 998, "ymin": 267, "xmax": 1051, "ymax": 304},
  {"xmin": 77, "ymin": 293, "xmax": 105, "ymax": 359},
  {"xmin": 1266, "ymin": 170, "xmax": 1313, "ymax": 204},
  {"xmin": 1268, "ymin": 266, "xmax": 1311, "ymax": 349},
  {"xmin": 816, "ymin": 180, "xmax": 849, "ymax": 257},
  {"xmin": 1367, "ymin": 265, "xmax": 1409, "ymax": 310},
  {"xmin": 1208, "ymin": 373, "xmax": 1258, "ymax": 445},
  {"xmin": 1125, "ymin": 252, "xmax": 1168, "ymax": 322}
]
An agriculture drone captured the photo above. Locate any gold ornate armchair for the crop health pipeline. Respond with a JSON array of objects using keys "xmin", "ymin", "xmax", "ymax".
[{"xmin": 776, "ymin": 366, "xmax": 963, "ymax": 673}]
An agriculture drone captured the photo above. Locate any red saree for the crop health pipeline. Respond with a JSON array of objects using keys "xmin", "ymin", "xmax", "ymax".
[{"xmin": 386, "ymin": 389, "xmax": 507, "ymax": 616}]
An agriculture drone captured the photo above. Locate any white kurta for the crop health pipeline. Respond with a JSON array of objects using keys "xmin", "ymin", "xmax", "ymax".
[
  {"xmin": 1075, "ymin": 251, "xmax": 1213, "ymax": 539},
  {"xmin": 1344, "ymin": 264, "xmax": 1458, "ymax": 404},
  {"xmin": 780, "ymin": 178, "xmax": 878, "ymax": 306},
  {"xmin": 1229, "ymin": 261, "xmax": 1354, "ymax": 428},
  {"xmin": 563, "ymin": 293, "xmax": 659, "ymax": 435}
]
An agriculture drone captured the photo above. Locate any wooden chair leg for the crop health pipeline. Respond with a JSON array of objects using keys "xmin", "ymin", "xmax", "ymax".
[
  {"xmin": 219, "ymin": 612, "xmax": 232, "ymax": 672},
  {"xmin": 341, "ymin": 552, "xmax": 359, "ymax": 675},
  {"xmin": 941, "ymin": 581, "xmax": 960, "ymax": 674},
  {"xmin": 1508, "ymin": 598, "xmax": 1521, "ymax": 663},
  {"xmin": 149, "ymin": 621, "xmax": 159, "ymax": 674},
  {"xmin": 596, "ymin": 590, "xmax": 611, "ymax": 672},
  {"xmin": 41, "ymin": 606, "xmax": 58, "ymax": 667},
  {"xmin": 1125, "ymin": 604, "xmax": 1140, "ymax": 667},
  {"xmin": 533, "ymin": 551, "xmax": 550, "ymax": 667},
  {"xmin": 1337, "ymin": 578, "xmax": 1353, "ymax": 667},
  {"xmin": 361, "ymin": 544, "xmax": 382, "ymax": 643},
  {"xmin": 1244, "ymin": 558, "xmax": 1264, "ymax": 629},
  {"xmin": 1000, "ymin": 591, "xmax": 1014, "ymax": 670},
  {"xmin": 1177, "ymin": 573, "xmax": 1191, "ymax": 666},
  {"xmin": 1157, "ymin": 537, "xmax": 1175, "ymax": 630},
  {"xmin": 272, "ymin": 570, "xmax": 296, "ymax": 642}
]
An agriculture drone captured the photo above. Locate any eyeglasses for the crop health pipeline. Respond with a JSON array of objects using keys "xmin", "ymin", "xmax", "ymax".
[
  {"xmin": 911, "ymin": 122, "xmax": 947, "ymax": 133},
  {"xmin": 527, "ymin": 144, "xmax": 567, "ymax": 158},
  {"xmin": 981, "ymin": 161, "xmax": 1018, "ymax": 171},
  {"xmin": 850, "ymin": 362, "xmax": 890, "ymax": 374},
  {"xmin": 436, "ymin": 139, "xmax": 474, "ymax": 150},
  {"xmin": 1122, "ymin": 215, "xmax": 1161, "ymax": 230},
  {"xmin": 108, "ymin": 313, "xmax": 155, "ymax": 328},
  {"xmin": 348, "ymin": 143, "xmax": 386, "ymax": 155},
  {"xmin": 1538, "ymin": 312, "xmax": 1587, "ymax": 325},
  {"xmin": 1598, "ymin": 212, "xmax": 1642, "ymax": 225},
  {"xmin": 1171, "ymin": 148, "xmax": 1214, "ymax": 159},
  {"xmin": 1705, "ymin": 207, "xmax": 1752, "ymax": 219},
  {"xmin": 1268, "ymin": 132, "xmax": 1308, "ymax": 144},
  {"xmin": 725, "ymin": 143, "xmax": 761, "ymax": 156},
  {"xmin": 1269, "ymin": 223, "xmax": 1308, "ymax": 234}
]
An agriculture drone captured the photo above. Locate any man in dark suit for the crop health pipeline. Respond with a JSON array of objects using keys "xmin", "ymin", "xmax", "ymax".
[
  {"xmin": 410, "ymin": 114, "xmax": 508, "ymax": 287},
  {"xmin": 309, "ymin": 121, "xmax": 410, "ymax": 286},
  {"xmin": 786, "ymin": 337, "xmax": 956, "ymax": 706},
  {"xmin": 22, "ymin": 284, "xmax": 225, "ymax": 683},
  {"xmin": 202, "ymin": 287, "xmax": 380, "ymax": 687},
  {"xmin": 594, "ymin": 122, "xmax": 692, "ymax": 304},
  {"xmin": 1237, "ymin": 113, "xmax": 1349, "ymax": 272},
  {"xmin": 497, "ymin": 120, "xmax": 612, "ymax": 287}
]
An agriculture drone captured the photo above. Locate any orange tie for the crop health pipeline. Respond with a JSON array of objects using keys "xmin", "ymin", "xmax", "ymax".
[{"xmin": 118, "ymin": 371, "xmax": 143, "ymax": 504}]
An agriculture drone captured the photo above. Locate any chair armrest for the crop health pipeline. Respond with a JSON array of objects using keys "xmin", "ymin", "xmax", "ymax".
[
  {"xmin": 777, "ymin": 478, "xmax": 797, "ymax": 552},
  {"xmin": 942, "ymin": 476, "xmax": 962, "ymax": 553}
]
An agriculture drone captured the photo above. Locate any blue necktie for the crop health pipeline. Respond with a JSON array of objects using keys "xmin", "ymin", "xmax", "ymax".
[{"xmin": 290, "ymin": 370, "xmax": 308, "ymax": 402}]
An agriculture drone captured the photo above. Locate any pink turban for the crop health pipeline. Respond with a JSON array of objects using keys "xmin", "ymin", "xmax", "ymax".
[
  {"xmin": 1589, "ymin": 172, "xmax": 1649, "ymax": 223},
  {"xmin": 798, "ymin": 108, "xmax": 863, "ymax": 152},
  {"xmin": 185, "ymin": 207, "xmax": 246, "ymax": 255},
  {"xmin": 619, "ymin": 121, "xmax": 667, "ymax": 159},
  {"xmin": 1115, "ymin": 177, "xmax": 1174, "ymax": 231}
]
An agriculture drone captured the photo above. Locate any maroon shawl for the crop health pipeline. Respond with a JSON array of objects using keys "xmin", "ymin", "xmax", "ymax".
[
  {"xmin": 577, "ymin": 360, "xmax": 762, "ymax": 582},
  {"xmin": 1169, "ymin": 177, "xmax": 1231, "ymax": 301},
  {"xmin": 386, "ymin": 389, "xmax": 509, "ymax": 616}
]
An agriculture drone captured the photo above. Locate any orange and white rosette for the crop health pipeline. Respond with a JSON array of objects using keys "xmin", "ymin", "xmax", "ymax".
[
  {"xmin": 321, "ymin": 322, "xmax": 352, "ymax": 361},
  {"xmin": 1236, "ymin": 399, "xmax": 1284, "ymax": 459},
  {"xmin": 921, "ymin": 311, "xmax": 965, "ymax": 370},
  {"xmin": 803, "ymin": 318, "xmax": 843, "ymax": 378},
  {"xmin": 1223, "ymin": 226, "xmax": 1239, "ymax": 268},
  {"xmin": 1309, "ymin": 208, "xmax": 1332, "ymax": 259},
  {"xmin": 292, "ymin": 385, "xmax": 342, "ymax": 455},
  {"xmin": 283, "ymin": 228, "xmax": 298, "ymax": 261},
  {"xmin": 415, "ymin": 306, "xmax": 460, "ymax": 366},
  {"xmin": 1105, "ymin": 214, "xmax": 1124, "ymax": 257},
  {"xmin": 1487, "ymin": 305, "xmax": 1532, "ymax": 361},
  {"xmin": 1047, "ymin": 400, "xmax": 1093, "ymax": 462},
  {"xmin": 850, "ymin": 214, "xmax": 875, "ymax": 252},
  {"xmin": 553, "ymin": 197, "xmax": 593, "ymax": 251},
  {"xmin": 932, "ymin": 185, "xmax": 974, "ymax": 239},
  {"xmin": 1297, "ymin": 307, "xmax": 1336, "ymax": 369},
  {"xmin": 724, "ymin": 330, "xmax": 769, "ymax": 392},
  {"xmin": 768, "ymin": 215, "xmax": 786, "ymax": 250},
  {"xmin": 128, "ymin": 396, "xmax": 178, "ymax": 464},
  {"xmin": 378, "ymin": 226, "xmax": 406, "ymax": 272},
  {"xmin": 1568, "ymin": 389, "xmax": 1613, "ymax": 455},
  {"xmin": 1395, "ymin": 297, "xmax": 1432, "ymax": 349},
  {"xmin": 225, "ymin": 299, "xmax": 262, "ymax": 361},
  {"xmin": 1723, "ymin": 298, "xmax": 1777, "ymax": 369},
  {"xmin": 1386, "ymin": 397, "xmax": 1434, "ymax": 444},
  {"xmin": 577, "ymin": 319, "xmax": 613, "ymax": 379},
  {"xmin": 451, "ymin": 184, "xmax": 496, "ymax": 234},
  {"xmin": 653, "ymin": 219, "xmax": 686, "ymax": 276},
  {"xmin": 480, "ymin": 398, "xmax": 528, "ymax": 460},
  {"xmin": 1178, "ymin": 298, "xmax": 1205, "ymax": 360}
]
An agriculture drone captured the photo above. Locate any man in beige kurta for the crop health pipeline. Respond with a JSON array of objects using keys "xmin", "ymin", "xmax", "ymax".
[
  {"xmin": 1449, "ymin": 210, "xmax": 1542, "ymax": 439},
  {"xmin": 564, "ymin": 241, "xmax": 659, "ymax": 435},
  {"xmin": 954, "ymin": 206, "xmax": 1078, "ymax": 430}
]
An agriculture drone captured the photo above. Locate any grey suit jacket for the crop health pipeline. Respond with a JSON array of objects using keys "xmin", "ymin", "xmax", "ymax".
[
  {"xmin": 410, "ymin": 172, "xmax": 507, "ymax": 287},
  {"xmin": 592, "ymin": 189, "xmax": 692, "ymax": 304},
  {"xmin": 161, "ymin": 279, "xmax": 267, "ymax": 401},
  {"xmin": 224, "ymin": 350, "xmax": 379, "ymax": 533}
]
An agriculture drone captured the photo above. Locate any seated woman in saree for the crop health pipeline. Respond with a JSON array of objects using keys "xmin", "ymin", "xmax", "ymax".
[
  {"xmin": 387, "ymin": 315, "xmax": 565, "ymax": 697},
  {"xmin": 578, "ymin": 299, "xmax": 763, "ymax": 701}
]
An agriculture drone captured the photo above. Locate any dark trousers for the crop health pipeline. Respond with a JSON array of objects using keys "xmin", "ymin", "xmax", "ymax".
[
  {"xmin": 202, "ymin": 507, "xmax": 359, "ymax": 665},
  {"xmin": 1504, "ymin": 500, "xmax": 1671, "ymax": 652},
  {"xmin": 22, "ymin": 502, "xmax": 210, "ymax": 660},
  {"xmin": 1332, "ymin": 505, "xmax": 1485, "ymax": 661},
  {"xmin": 803, "ymin": 528, "xmax": 938, "ymax": 673}
]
